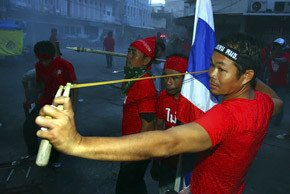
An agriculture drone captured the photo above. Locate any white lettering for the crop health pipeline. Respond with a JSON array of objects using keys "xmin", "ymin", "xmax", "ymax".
[
  {"xmin": 225, "ymin": 49, "xmax": 238, "ymax": 60},
  {"xmin": 216, "ymin": 44, "xmax": 225, "ymax": 52},
  {"xmin": 166, "ymin": 108, "xmax": 171, "ymax": 122},
  {"xmin": 166, "ymin": 108, "xmax": 177, "ymax": 124}
]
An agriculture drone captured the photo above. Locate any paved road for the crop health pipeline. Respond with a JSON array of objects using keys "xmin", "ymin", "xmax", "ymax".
[{"xmin": 0, "ymin": 49, "xmax": 289, "ymax": 194}]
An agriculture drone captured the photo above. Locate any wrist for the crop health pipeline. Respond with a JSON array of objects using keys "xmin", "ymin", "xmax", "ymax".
[{"xmin": 70, "ymin": 133, "xmax": 84, "ymax": 157}]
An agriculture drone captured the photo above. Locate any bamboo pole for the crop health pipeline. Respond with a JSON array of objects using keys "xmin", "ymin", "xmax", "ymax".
[{"xmin": 65, "ymin": 46, "xmax": 166, "ymax": 62}]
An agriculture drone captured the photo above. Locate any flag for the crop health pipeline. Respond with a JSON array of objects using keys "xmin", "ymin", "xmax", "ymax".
[{"xmin": 177, "ymin": 0, "xmax": 218, "ymax": 124}]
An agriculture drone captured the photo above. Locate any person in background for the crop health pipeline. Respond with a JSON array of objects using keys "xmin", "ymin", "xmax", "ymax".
[
  {"xmin": 49, "ymin": 28, "xmax": 58, "ymax": 46},
  {"xmin": 117, "ymin": 36, "xmax": 157, "ymax": 194},
  {"xmin": 22, "ymin": 68, "xmax": 42, "ymax": 118},
  {"xmin": 23, "ymin": 40, "xmax": 78, "ymax": 168},
  {"xmin": 151, "ymin": 55, "xmax": 189, "ymax": 194},
  {"xmin": 151, "ymin": 41, "xmax": 166, "ymax": 94},
  {"xmin": 267, "ymin": 38, "xmax": 290, "ymax": 139},
  {"xmin": 103, "ymin": 31, "xmax": 115, "ymax": 69},
  {"xmin": 181, "ymin": 38, "xmax": 191, "ymax": 57}
]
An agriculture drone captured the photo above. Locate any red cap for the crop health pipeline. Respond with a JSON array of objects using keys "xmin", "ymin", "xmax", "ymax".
[
  {"xmin": 164, "ymin": 56, "xmax": 188, "ymax": 73},
  {"xmin": 130, "ymin": 36, "xmax": 156, "ymax": 60}
]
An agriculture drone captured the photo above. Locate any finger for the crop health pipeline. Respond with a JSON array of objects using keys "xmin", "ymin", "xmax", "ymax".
[
  {"xmin": 36, "ymin": 128, "xmax": 54, "ymax": 140},
  {"xmin": 38, "ymin": 104, "xmax": 63, "ymax": 119},
  {"xmin": 35, "ymin": 114, "xmax": 58, "ymax": 130},
  {"xmin": 52, "ymin": 96, "xmax": 73, "ymax": 112}
]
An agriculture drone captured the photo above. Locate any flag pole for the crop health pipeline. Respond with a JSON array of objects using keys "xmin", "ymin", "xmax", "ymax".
[
  {"xmin": 191, "ymin": 0, "xmax": 201, "ymax": 45},
  {"xmin": 173, "ymin": 0, "xmax": 201, "ymax": 191}
]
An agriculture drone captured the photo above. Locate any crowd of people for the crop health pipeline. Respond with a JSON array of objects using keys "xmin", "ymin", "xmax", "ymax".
[{"xmin": 19, "ymin": 29, "xmax": 289, "ymax": 194}]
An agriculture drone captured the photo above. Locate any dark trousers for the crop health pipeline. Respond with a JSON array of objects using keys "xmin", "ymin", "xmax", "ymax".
[
  {"xmin": 106, "ymin": 55, "xmax": 113, "ymax": 68},
  {"xmin": 23, "ymin": 103, "xmax": 60, "ymax": 163},
  {"xmin": 115, "ymin": 160, "xmax": 150, "ymax": 194}
]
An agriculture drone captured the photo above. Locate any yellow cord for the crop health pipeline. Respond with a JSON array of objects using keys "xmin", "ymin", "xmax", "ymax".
[{"xmin": 70, "ymin": 70, "xmax": 208, "ymax": 89}]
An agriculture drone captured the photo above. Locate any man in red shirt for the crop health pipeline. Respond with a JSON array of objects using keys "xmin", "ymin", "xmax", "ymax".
[
  {"xmin": 266, "ymin": 38, "xmax": 290, "ymax": 130},
  {"xmin": 153, "ymin": 55, "xmax": 189, "ymax": 193},
  {"xmin": 103, "ymin": 31, "xmax": 115, "ymax": 68},
  {"xmin": 23, "ymin": 41, "xmax": 77, "ymax": 167},
  {"xmin": 36, "ymin": 34, "xmax": 283, "ymax": 193},
  {"xmin": 118, "ymin": 36, "xmax": 157, "ymax": 194}
]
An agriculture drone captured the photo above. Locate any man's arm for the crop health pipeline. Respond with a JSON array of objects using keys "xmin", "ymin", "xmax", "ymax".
[
  {"xmin": 254, "ymin": 78, "xmax": 283, "ymax": 116},
  {"xmin": 36, "ymin": 97, "xmax": 212, "ymax": 161}
]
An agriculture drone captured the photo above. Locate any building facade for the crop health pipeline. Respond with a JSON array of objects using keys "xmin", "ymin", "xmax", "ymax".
[
  {"xmin": 0, "ymin": 0, "xmax": 152, "ymax": 50},
  {"xmin": 177, "ymin": 0, "xmax": 290, "ymax": 43}
]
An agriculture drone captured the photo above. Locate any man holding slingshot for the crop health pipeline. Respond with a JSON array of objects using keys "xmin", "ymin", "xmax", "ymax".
[
  {"xmin": 36, "ymin": 34, "xmax": 283, "ymax": 193},
  {"xmin": 23, "ymin": 41, "xmax": 78, "ymax": 168}
]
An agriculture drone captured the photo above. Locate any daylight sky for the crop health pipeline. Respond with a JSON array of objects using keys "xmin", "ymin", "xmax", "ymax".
[{"xmin": 151, "ymin": 0, "xmax": 165, "ymax": 4}]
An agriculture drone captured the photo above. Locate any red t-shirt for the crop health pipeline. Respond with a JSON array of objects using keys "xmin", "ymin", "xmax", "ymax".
[
  {"xmin": 156, "ymin": 90, "xmax": 179, "ymax": 130},
  {"xmin": 156, "ymin": 90, "xmax": 180, "ymax": 167},
  {"xmin": 36, "ymin": 57, "xmax": 77, "ymax": 106},
  {"xmin": 103, "ymin": 37, "xmax": 115, "ymax": 52},
  {"xmin": 122, "ymin": 73, "xmax": 157, "ymax": 136},
  {"xmin": 267, "ymin": 52, "xmax": 290, "ymax": 86},
  {"xmin": 191, "ymin": 91, "xmax": 274, "ymax": 194}
]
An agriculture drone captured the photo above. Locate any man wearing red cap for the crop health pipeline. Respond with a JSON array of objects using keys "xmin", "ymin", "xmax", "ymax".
[
  {"xmin": 116, "ymin": 37, "xmax": 157, "ymax": 194},
  {"xmin": 152, "ymin": 55, "xmax": 189, "ymax": 193},
  {"xmin": 23, "ymin": 41, "xmax": 78, "ymax": 167}
]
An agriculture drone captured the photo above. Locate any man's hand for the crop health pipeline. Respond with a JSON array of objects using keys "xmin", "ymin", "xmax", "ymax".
[{"xmin": 35, "ymin": 96, "xmax": 82, "ymax": 156}]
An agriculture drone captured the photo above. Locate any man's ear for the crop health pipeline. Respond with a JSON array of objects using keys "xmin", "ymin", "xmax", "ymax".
[
  {"xmin": 142, "ymin": 56, "xmax": 151, "ymax": 67},
  {"xmin": 242, "ymin": 70, "xmax": 254, "ymax": 85}
]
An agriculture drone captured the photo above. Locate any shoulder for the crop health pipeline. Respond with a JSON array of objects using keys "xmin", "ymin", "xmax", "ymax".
[
  {"xmin": 137, "ymin": 73, "xmax": 155, "ymax": 87},
  {"xmin": 157, "ymin": 90, "xmax": 168, "ymax": 102},
  {"xmin": 254, "ymin": 91, "xmax": 274, "ymax": 110},
  {"xmin": 159, "ymin": 90, "xmax": 167, "ymax": 97},
  {"xmin": 55, "ymin": 57, "xmax": 74, "ymax": 67}
]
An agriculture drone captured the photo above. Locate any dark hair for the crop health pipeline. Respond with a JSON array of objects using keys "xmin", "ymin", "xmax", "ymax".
[
  {"xmin": 218, "ymin": 34, "xmax": 262, "ymax": 87},
  {"xmin": 34, "ymin": 41, "xmax": 56, "ymax": 57},
  {"xmin": 108, "ymin": 31, "xmax": 113, "ymax": 37}
]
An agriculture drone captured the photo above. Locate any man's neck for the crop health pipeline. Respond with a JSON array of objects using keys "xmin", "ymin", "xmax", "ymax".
[{"xmin": 224, "ymin": 84, "xmax": 255, "ymax": 101}]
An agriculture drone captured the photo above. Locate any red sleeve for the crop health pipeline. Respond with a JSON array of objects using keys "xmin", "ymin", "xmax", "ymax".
[
  {"xmin": 62, "ymin": 59, "xmax": 77, "ymax": 82},
  {"xmin": 135, "ymin": 79, "xmax": 157, "ymax": 114},
  {"xmin": 194, "ymin": 105, "xmax": 234, "ymax": 148},
  {"xmin": 156, "ymin": 93, "xmax": 165, "ymax": 119}
]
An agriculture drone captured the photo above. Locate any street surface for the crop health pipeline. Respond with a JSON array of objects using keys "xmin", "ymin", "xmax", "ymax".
[{"xmin": 0, "ymin": 48, "xmax": 289, "ymax": 194}]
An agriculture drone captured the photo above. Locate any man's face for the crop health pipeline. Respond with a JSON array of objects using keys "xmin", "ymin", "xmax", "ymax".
[
  {"xmin": 164, "ymin": 68, "xmax": 184, "ymax": 99},
  {"xmin": 38, "ymin": 58, "xmax": 54, "ymax": 67},
  {"xmin": 208, "ymin": 51, "xmax": 245, "ymax": 99},
  {"xmin": 126, "ymin": 46, "xmax": 148, "ymax": 68}
]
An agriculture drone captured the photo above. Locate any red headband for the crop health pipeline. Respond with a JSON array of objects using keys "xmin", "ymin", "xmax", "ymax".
[
  {"xmin": 36, "ymin": 54, "xmax": 53, "ymax": 59},
  {"xmin": 130, "ymin": 36, "xmax": 156, "ymax": 60},
  {"xmin": 164, "ymin": 56, "xmax": 188, "ymax": 73}
]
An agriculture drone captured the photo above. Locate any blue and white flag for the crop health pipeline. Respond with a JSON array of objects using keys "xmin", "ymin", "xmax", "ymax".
[{"xmin": 177, "ymin": 0, "xmax": 218, "ymax": 124}]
